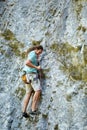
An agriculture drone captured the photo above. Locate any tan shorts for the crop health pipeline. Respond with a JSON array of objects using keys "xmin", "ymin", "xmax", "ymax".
[{"xmin": 25, "ymin": 73, "xmax": 41, "ymax": 93}]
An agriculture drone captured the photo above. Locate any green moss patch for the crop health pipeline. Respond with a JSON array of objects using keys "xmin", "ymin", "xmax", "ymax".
[
  {"xmin": 77, "ymin": 25, "xmax": 86, "ymax": 32},
  {"xmin": 82, "ymin": 67, "xmax": 87, "ymax": 82},
  {"xmin": 1, "ymin": 29, "xmax": 26, "ymax": 58},
  {"xmin": 83, "ymin": 45, "xmax": 87, "ymax": 64},
  {"xmin": 0, "ymin": 44, "xmax": 5, "ymax": 54},
  {"xmin": 8, "ymin": 41, "xmax": 24, "ymax": 57},
  {"xmin": 50, "ymin": 42, "xmax": 87, "ymax": 81},
  {"xmin": 31, "ymin": 39, "xmax": 42, "ymax": 46},
  {"xmin": 66, "ymin": 94, "xmax": 72, "ymax": 102},
  {"xmin": 84, "ymin": 87, "xmax": 87, "ymax": 95},
  {"xmin": 50, "ymin": 42, "xmax": 80, "ymax": 54},
  {"xmin": 75, "ymin": 4, "xmax": 83, "ymax": 16},
  {"xmin": 15, "ymin": 87, "xmax": 25, "ymax": 100},
  {"xmin": 54, "ymin": 124, "xmax": 59, "ymax": 130},
  {"xmin": 1, "ymin": 29, "xmax": 15, "ymax": 40}
]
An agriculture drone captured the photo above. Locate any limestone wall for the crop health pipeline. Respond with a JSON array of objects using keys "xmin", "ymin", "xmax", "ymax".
[{"xmin": 0, "ymin": 0, "xmax": 87, "ymax": 130}]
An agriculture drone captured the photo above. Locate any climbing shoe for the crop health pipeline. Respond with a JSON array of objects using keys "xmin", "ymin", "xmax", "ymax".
[
  {"xmin": 30, "ymin": 110, "xmax": 38, "ymax": 116},
  {"xmin": 22, "ymin": 112, "xmax": 29, "ymax": 118}
]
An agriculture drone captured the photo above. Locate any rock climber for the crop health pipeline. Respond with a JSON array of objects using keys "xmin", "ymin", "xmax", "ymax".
[{"xmin": 22, "ymin": 45, "xmax": 43, "ymax": 118}]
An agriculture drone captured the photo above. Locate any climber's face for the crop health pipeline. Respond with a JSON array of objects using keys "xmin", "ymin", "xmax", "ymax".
[{"xmin": 35, "ymin": 49, "xmax": 43, "ymax": 56}]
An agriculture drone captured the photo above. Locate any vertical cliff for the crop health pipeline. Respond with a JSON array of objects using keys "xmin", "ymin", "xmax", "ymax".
[{"xmin": 0, "ymin": 0, "xmax": 87, "ymax": 130}]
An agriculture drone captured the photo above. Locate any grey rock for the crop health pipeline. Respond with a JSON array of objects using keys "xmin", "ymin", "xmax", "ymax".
[{"xmin": 0, "ymin": 0, "xmax": 87, "ymax": 130}]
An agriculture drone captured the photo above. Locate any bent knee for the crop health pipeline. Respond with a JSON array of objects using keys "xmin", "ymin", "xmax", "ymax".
[{"xmin": 36, "ymin": 89, "xmax": 41, "ymax": 94}]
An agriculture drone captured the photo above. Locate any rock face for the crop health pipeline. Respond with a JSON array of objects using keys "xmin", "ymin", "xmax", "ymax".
[{"xmin": 0, "ymin": 0, "xmax": 87, "ymax": 130}]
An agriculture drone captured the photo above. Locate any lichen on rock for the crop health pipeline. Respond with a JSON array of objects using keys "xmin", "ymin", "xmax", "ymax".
[{"xmin": 0, "ymin": 0, "xmax": 87, "ymax": 130}]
